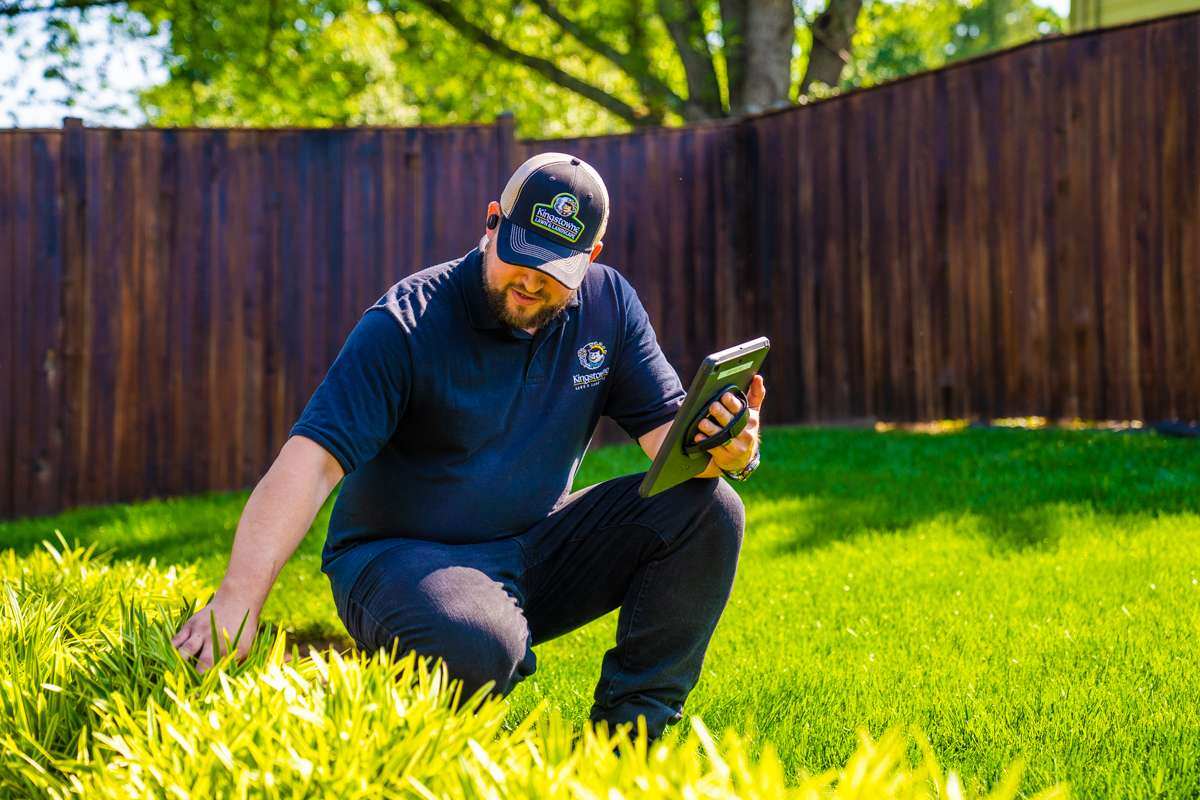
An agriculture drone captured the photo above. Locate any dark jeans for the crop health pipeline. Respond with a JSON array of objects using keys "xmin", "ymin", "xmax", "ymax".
[{"xmin": 327, "ymin": 472, "xmax": 746, "ymax": 740}]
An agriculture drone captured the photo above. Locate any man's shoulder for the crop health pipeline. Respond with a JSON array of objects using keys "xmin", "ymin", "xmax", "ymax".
[
  {"xmin": 579, "ymin": 261, "xmax": 642, "ymax": 312},
  {"xmin": 366, "ymin": 252, "xmax": 470, "ymax": 332}
]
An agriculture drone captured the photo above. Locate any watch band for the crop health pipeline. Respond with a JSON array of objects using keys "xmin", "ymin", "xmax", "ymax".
[{"xmin": 721, "ymin": 450, "xmax": 760, "ymax": 482}]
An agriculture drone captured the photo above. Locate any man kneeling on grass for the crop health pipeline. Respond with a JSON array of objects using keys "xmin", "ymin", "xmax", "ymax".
[{"xmin": 171, "ymin": 152, "xmax": 766, "ymax": 742}]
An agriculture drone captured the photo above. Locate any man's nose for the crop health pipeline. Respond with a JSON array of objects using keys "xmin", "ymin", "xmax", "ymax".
[{"xmin": 516, "ymin": 274, "xmax": 544, "ymax": 294}]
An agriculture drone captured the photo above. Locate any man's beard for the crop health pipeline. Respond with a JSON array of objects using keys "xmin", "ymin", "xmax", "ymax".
[{"xmin": 481, "ymin": 262, "xmax": 574, "ymax": 332}]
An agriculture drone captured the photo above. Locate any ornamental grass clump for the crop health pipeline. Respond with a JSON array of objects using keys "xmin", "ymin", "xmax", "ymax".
[
  {"xmin": 64, "ymin": 644, "xmax": 1067, "ymax": 799},
  {"xmin": 2, "ymin": 536, "xmax": 1068, "ymax": 799},
  {"xmin": 0, "ymin": 532, "xmax": 215, "ymax": 795}
]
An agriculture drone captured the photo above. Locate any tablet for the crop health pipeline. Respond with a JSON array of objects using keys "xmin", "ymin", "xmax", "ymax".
[{"xmin": 638, "ymin": 336, "xmax": 770, "ymax": 498}]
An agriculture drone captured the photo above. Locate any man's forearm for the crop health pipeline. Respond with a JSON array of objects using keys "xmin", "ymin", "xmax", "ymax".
[
  {"xmin": 639, "ymin": 420, "xmax": 724, "ymax": 479},
  {"xmin": 215, "ymin": 440, "xmax": 339, "ymax": 613}
]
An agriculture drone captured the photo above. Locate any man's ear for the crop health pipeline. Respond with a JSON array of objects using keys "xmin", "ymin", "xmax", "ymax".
[
  {"xmin": 485, "ymin": 200, "xmax": 502, "ymax": 238},
  {"xmin": 589, "ymin": 241, "xmax": 603, "ymax": 262}
]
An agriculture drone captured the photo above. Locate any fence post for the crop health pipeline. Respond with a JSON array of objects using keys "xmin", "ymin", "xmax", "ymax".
[{"xmin": 59, "ymin": 116, "xmax": 88, "ymax": 510}]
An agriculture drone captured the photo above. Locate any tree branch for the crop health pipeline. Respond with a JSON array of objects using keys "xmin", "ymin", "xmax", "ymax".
[
  {"xmin": 0, "ymin": 0, "xmax": 120, "ymax": 17},
  {"xmin": 525, "ymin": 0, "xmax": 686, "ymax": 118},
  {"xmin": 625, "ymin": 0, "xmax": 666, "ymax": 119},
  {"xmin": 718, "ymin": 0, "xmax": 747, "ymax": 112},
  {"xmin": 261, "ymin": 0, "xmax": 279, "ymax": 77},
  {"xmin": 401, "ymin": 0, "xmax": 655, "ymax": 126},
  {"xmin": 800, "ymin": 0, "xmax": 862, "ymax": 95},
  {"xmin": 656, "ymin": 0, "xmax": 722, "ymax": 119}
]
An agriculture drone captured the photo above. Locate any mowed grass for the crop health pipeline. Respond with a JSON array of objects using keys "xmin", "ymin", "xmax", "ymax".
[{"xmin": 2, "ymin": 427, "xmax": 1197, "ymax": 798}]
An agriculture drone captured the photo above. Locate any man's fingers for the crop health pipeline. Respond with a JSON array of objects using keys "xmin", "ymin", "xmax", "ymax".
[
  {"xmin": 175, "ymin": 630, "xmax": 206, "ymax": 659},
  {"xmin": 696, "ymin": 419, "xmax": 751, "ymax": 452},
  {"xmin": 696, "ymin": 401, "xmax": 754, "ymax": 440},
  {"xmin": 171, "ymin": 626, "xmax": 194, "ymax": 653},
  {"xmin": 170, "ymin": 626, "xmax": 188, "ymax": 648},
  {"xmin": 707, "ymin": 400, "xmax": 733, "ymax": 426},
  {"xmin": 748, "ymin": 375, "xmax": 766, "ymax": 410},
  {"xmin": 192, "ymin": 632, "xmax": 227, "ymax": 673}
]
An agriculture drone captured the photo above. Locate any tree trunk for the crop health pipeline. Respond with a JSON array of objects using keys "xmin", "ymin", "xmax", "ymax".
[
  {"xmin": 800, "ymin": 0, "xmax": 863, "ymax": 95},
  {"xmin": 658, "ymin": 0, "xmax": 724, "ymax": 120},
  {"xmin": 721, "ymin": 0, "xmax": 794, "ymax": 116}
]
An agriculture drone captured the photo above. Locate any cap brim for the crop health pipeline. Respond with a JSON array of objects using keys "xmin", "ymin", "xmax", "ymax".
[{"xmin": 496, "ymin": 217, "xmax": 591, "ymax": 290}]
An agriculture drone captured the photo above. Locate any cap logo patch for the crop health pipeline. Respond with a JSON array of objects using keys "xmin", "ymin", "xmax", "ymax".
[
  {"xmin": 577, "ymin": 341, "xmax": 608, "ymax": 371},
  {"xmin": 532, "ymin": 192, "xmax": 585, "ymax": 243}
]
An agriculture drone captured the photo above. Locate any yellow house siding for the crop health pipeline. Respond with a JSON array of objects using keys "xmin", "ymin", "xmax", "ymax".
[{"xmin": 1071, "ymin": 0, "xmax": 1200, "ymax": 30}]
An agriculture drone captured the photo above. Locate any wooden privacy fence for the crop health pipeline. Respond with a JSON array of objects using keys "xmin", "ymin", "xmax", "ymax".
[{"xmin": 2, "ymin": 12, "xmax": 1198, "ymax": 521}]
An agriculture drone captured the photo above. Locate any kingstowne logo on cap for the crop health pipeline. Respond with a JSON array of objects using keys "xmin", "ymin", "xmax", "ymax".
[{"xmin": 531, "ymin": 192, "xmax": 585, "ymax": 243}]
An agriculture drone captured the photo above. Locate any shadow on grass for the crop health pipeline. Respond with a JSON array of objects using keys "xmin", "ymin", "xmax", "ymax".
[
  {"xmin": 0, "ymin": 486, "xmax": 335, "ymax": 571},
  {"xmin": 748, "ymin": 494, "xmax": 1090, "ymax": 554},
  {"xmin": 3, "ymin": 426, "xmax": 1197, "ymax": 571},
  {"xmin": 722, "ymin": 427, "xmax": 1200, "ymax": 556},
  {"xmin": 279, "ymin": 620, "xmax": 357, "ymax": 658}
]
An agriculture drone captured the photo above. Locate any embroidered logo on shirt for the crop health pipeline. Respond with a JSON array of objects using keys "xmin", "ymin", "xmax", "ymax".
[
  {"xmin": 572, "ymin": 367, "xmax": 610, "ymax": 391},
  {"xmin": 572, "ymin": 341, "xmax": 610, "ymax": 391},
  {"xmin": 577, "ymin": 341, "xmax": 608, "ymax": 370}
]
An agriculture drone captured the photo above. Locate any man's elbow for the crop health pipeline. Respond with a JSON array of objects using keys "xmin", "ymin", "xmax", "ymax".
[
  {"xmin": 282, "ymin": 434, "xmax": 346, "ymax": 494},
  {"xmin": 637, "ymin": 420, "xmax": 675, "ymax": 462}
]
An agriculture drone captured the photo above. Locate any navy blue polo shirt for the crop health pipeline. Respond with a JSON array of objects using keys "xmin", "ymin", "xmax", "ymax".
[{"xmin": 288, "ymin": 246, "xmax": 686, "ymax": 588}]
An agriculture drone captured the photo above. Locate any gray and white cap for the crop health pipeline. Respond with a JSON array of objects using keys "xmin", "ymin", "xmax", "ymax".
[{"xmin": 495, "ymin": 152, "xmax": 609, "ymax": 291}]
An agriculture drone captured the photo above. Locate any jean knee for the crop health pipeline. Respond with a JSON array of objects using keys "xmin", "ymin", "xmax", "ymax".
[
  {"xmin": 369, "ymin": 622, "xmax": 527, "ymax": 699},
  {"xmin": 426, "ymin": 616, "xmax": 532, "ymax": 700},
  {"xmin": 711, "ymin": 479, "xmax": 746, "ymax": 551},
  {"xmin": 713, "ymin": 478, "xmax": 746, "ymax": 529}
]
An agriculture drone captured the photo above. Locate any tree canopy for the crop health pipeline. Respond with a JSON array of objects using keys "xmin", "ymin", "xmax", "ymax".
[{"xmin": 2, "ymin": 0, "xmax": 1063, "ymax": 136}]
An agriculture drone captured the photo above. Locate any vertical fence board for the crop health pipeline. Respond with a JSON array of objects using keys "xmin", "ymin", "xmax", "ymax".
[
  {"xmin": 1181, "ymin": 17, "xmax": 1200, "ymax": 418},
  {"xmin": 842, "ymin": 96, "xmax": 868, "ymax": 420},
  {"xmin": 1158, "ymin": 20, "xmax": 1190, "ymax": 419},
  {"xmin": 238, "ymin": 131, "xmax": 267, "ymax": 484},
  {"xmin": 1097, "ymin": 31, "xmax": 1125, "ymax": 419},
  {"xmin": 1078, "ymin": 36, "xmax": 1105, "ymax": 421},
  {"xmin": 58, "ymin": 121, "xmax": 85, "ymax": 511},
  {"xmin": 28, "ymin": 131, "xmax": 59, "ymax": 515},
  {"xmin": 86, "ymin": 130, "xmax": 116, "ymax": 506},
  {"xmin": 178, "ymin": 131, "xmax": 205, "ymax": 492},
  {"xmin": 0, "ymin": 135, "xmax": 14, "ymax": 519},
  {"xmin": 112, "ymin": 130, "xmax": 140, "ymax": 502},
  {"xmin": 265, "ymin": 132, "xmax": 285, "ymax": 460},
  {"xmin": 9, "ymin": 134, "xmax": 33, "ymax": 513},
  {"xmin": 1134, "ymin": 30, "xmax": 1164, "ymax": 420}
]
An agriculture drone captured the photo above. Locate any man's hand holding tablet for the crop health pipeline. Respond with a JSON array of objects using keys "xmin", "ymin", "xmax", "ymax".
[
  {"xmin": 691, "ymin": 374, "xmax": 766, "ymax": 478},
  {"xmin": 638, "ymin": 337, "xmax": 770, "ymax": 498}
]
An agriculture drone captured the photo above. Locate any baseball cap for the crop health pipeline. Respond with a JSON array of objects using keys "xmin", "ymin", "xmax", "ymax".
[{"xmin": 495, "ymin": 152, "xmax": 610, "ymax": 291}]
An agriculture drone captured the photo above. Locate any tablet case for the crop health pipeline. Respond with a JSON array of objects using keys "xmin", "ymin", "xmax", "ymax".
[{"xmin": 637, "ymin": 336, "xmax": 771, "ymax": 498}]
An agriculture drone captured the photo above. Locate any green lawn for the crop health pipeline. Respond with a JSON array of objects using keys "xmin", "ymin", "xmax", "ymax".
[{"xmin": 2, "ymin": 427, "xmax": 1197, "ymax": 798}]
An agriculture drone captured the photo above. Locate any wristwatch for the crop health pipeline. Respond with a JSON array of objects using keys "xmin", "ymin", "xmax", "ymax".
[{"xmin": 721, "ymin": 449, "xmax": 761, "ymax": 482}]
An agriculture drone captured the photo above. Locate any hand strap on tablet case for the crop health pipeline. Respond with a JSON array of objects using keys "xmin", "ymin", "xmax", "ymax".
[{"xmin": 681, "ymin": 384, "xmax": 749, "ymax": 456}]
